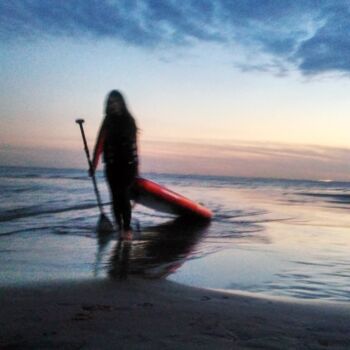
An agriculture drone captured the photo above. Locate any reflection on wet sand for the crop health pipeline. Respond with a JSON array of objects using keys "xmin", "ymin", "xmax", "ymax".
[
  {"xmin": 94, "ymin": 229, "xmax": 115, "ymax": 277},
  {"xmin": 109, "ymin": 239, "xmax": 132, "ymax": 280},
  {"xmin": 107, "ymin": 217, "xmax": 210, "ymax": 280}
]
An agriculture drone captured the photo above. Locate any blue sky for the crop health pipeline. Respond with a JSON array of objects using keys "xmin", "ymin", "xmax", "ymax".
[{"xmin": 1, "ymin": 1, "xmax": 350, "ymax": 180}]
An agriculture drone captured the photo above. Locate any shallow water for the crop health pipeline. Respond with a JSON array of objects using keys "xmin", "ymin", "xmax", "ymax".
[{"xmin": 1, "ymin": 166, "xmax": 350, "ymax": 301}]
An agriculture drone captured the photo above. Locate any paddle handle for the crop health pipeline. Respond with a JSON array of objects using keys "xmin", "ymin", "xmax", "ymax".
[{"xmin": 75, "ymin": 118, "xmax": 104, "ymax": 214}]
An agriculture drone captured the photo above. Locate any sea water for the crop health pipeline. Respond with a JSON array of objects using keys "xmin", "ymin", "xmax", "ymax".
[{"xmin": 1, "ymin": 166, "xmax": 350, "ymax": 302}]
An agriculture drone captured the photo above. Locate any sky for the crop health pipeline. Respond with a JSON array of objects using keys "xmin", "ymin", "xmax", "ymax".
[{"xmin": 1, "ymin": 0, "xmax": 350, "ymax": 180}]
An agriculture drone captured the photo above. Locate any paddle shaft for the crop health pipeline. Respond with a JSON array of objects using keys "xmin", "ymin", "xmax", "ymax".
[{"xmin": 76, "ymin": 119, "xmax": 104, "ymax": 214}]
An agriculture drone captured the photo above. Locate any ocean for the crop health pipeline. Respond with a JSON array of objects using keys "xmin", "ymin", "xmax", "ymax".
[{"xmin": 1, "ymin": 166, "xmax": 350, "ymax": 302}]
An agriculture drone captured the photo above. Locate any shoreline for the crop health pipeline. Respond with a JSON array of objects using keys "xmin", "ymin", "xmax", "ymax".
[{"xmin": 2, "ymin": 277, "xmax": 350, "ymax": 349}]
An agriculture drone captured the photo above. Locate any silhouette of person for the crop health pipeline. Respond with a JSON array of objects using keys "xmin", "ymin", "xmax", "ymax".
[{"xmin": 90, "ymin": 90, "xmax": 138, "ymax": 240}]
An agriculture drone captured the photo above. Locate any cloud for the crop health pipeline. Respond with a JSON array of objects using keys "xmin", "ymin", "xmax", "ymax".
[
  {"xmin": 295, "ymin": 4, "xmax": 350, "ymax": 75},
  {"xmin": 0, "ymin": 0, "xmax": 159, "ymax": 46},
  {"xmin": 1, "ymin": 1, "xmax": 350, "ymax": 75},
  {"xmin": 0, "ymin": 144, "xmax": 82, "ymax": 169},
  {"xmin": 140, "ymin": 140, "xmax": 350, "ymax": 180},
  {"xmin": 0, "ymin": 0, "xmax": 222, "ymax": 46},
  {"xmin": 1, "ymin": 140, "xmax": 350, "ymax": 180}
]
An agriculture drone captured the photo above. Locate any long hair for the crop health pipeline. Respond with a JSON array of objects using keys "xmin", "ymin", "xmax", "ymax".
[
  {"xmin": 104, "ymin": 90, "xmax": 137, "ymax": 139},
  {"xmin": 105, "ymin": 90, "xmax": 127, "ymax": 115}
]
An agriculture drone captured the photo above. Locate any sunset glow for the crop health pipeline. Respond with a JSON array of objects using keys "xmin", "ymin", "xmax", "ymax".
[{"xmin": 1, "ymin": 1, "xmax": 350, "ymax": 180}]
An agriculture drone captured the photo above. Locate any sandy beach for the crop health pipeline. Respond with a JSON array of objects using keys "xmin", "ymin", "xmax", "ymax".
[{"xmin": 1, "ymin": 277, "xmax": 350, "ymax": 349}]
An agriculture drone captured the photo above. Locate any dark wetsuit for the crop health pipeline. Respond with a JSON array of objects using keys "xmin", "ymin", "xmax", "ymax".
[
  {"xmin": 104, "ymin": 114, "xmax": 138, "ymax": 230},
  {"xmin": 93, "ymin": 113, "xmax": 138, "ymax": 231}
]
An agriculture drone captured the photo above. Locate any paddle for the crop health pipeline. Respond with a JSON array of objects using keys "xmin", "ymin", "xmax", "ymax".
[{"xmin": 75, "ymin": 118, "xmax": 114, "ymax": 234}]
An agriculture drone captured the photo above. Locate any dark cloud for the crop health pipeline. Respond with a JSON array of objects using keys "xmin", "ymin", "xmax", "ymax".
[
  {"xmin": 0, "ymin": 0, "xmax": 222, "ymax": 46},
  {"xmin": 296, "ymin": 4, "xmax": 350, "ymax": 75},
  {"xmin": 0, "ymin": 0, "xmax": 160, "ymax": 46},
  {"xmin": 1, "ymin": 0, "xmax": 350, "ymax": 75}
]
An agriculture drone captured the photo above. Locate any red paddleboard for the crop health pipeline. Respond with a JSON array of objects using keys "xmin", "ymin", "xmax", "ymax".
[{"xmin": 133, "ymin": 177, "xmax": 212, "ymax": 220}]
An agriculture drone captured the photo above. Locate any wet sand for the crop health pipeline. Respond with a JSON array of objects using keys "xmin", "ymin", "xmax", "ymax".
[{"xmin": 1, "ymin": 277, "xmax": 350, "ymax": 349}]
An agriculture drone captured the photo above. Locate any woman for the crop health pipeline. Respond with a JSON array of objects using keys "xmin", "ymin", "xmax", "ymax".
[{"xmin": 90, "ymin": 90, "xmax": 138, "ymax": 240}]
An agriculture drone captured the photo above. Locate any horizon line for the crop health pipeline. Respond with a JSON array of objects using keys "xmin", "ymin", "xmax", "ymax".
[{"xmin": 0, "ymin": 164, "xmax": 348, "ymax": 184}]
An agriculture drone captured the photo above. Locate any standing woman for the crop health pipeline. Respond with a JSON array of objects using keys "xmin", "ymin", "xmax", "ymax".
[{"xmin": 90, "ymin": 90, "xmax": 138, "ymax": 240}]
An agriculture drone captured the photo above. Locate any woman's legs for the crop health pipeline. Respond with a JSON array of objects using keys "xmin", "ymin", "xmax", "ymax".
[
  {"xmin": 106, "ymin": 166, "xmax": 132, "ymax": 234},
  {"xmin": 111, "ymin": 194, "xmax": 123, "ymax": 230},
  {"xmin": 114, "ymin": 186, "xmax": 131, "ymax": 231},
  {"xmin": 114, "ymin": 187, "xmax": 132, "ymax": 240}
]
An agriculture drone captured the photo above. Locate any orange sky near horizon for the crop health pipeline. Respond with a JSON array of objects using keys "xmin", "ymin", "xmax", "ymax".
[{"xmin": 2, "ymin": 3, "xmax": 350, "ymax": 181}]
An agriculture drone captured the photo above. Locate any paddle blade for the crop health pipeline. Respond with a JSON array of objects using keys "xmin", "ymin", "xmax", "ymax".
[{"xmin": 97, "ymin": 213, "xmax": 114, "ymax": 234}]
